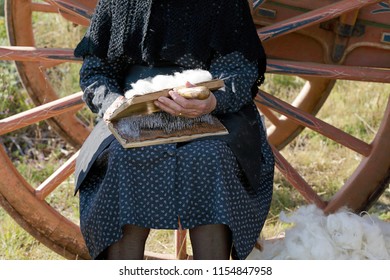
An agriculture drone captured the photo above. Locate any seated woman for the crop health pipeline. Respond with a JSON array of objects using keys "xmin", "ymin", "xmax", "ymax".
[{"xmin": 73, "ymin": 0, "xmax": 274, "ymax": 260}]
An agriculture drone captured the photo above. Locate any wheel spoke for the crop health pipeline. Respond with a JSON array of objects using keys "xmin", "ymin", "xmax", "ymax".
[
  {"xmin": 257, "ymin": 90, "xmax": 372, "ymax": 157},
  {"xmin": 272, "ymin": 145, "xmax": 328, "ymax": 209},
  {"xmin": 46, "ymin": 0, "xmax": 95, "ymax": 16},
  {"xmin": 35, "ymin": 151, "xmax": 79, "ymax": 200},
  {"xmin": 267, "ymin": 59, "xmax": 390, "ymax": 83},
  {"xmin": 257, "ymin": 104, "xmax": 281, "ymax": 126},
  {"xmin": 325, "ymin": 99, "xmax": 390, "ymax": 213},
  {"xmin": 0, "ymin": 46, "xmax": 79, "ymax": 63},
  {"xmin": 31, "ymin": 2, "xmax": 58, "ymax": 13},
  {"xmin": 0, "ymin": 92, "xmax": 84, "ymax": 136},
  {"xmin": 44, "ymin": 0, "xmax": 95, "ymax": 26}
]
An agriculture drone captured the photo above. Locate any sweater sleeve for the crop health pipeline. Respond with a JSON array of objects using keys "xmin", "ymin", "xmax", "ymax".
[
  {"xmin": 79, "ymin": 55, "xmax": 128, "ymax": 118},
  {"xmin": 209, "ymin": 52, "xmax": 259, "ymax": 114},
  {"xmin": 75, "ymin": 0, "xmax": 127, "ymax": 118}
]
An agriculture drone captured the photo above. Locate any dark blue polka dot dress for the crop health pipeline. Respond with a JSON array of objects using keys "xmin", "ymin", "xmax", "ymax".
[{"xmin": 77, "ymin": 52, "xmax": 274, "ymax": 260}]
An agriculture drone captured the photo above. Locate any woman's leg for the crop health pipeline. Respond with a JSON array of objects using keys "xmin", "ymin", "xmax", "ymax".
[
  {"xmin": 189, "ymin": 224, "xmax": 232, "ymax": 260},
  {"xmin": 105, "ymin": 224, "xmax": 150, "ymax": 260}
]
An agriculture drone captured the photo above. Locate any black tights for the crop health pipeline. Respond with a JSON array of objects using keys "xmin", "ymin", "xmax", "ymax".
[
  {"xmin": 104, "ymin": 224, "xmax": 232, "ymax": 260},
  {"xmin": 105, "ymin": 225, "xmax": 150, "ymax": 260},
  {"xmin": 189, "ymin": 224, "xmax": 232, "ymax": 260}
]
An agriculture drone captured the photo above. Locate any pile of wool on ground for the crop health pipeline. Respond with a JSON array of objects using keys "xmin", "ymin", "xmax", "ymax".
[{"xmin": 247, "ymin": 204, "xmax": 390, "ymax": 260}]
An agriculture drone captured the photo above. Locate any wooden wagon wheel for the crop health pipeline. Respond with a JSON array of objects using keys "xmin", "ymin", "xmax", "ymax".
[
  {"xmin": 252, "ymin": 0, "xmax": 390, "ymax": 212},
  {"xmin": 252, "ymin": 0, "xmax": 389, "ymax": 149},
  {"xmin": 0, "ymin": 0, "xmax": 389, "ymax": 260}
]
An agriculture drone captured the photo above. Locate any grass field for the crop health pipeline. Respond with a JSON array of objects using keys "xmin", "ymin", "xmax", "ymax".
[{"xmin": 0, "ymin": 13, "xmax": 389, "ymax": 260}]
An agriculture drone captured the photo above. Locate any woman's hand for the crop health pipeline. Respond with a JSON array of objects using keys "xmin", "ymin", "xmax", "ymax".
[{"xmin": 154, "ymin": 82, "xmax": 217, "ymax": 118}]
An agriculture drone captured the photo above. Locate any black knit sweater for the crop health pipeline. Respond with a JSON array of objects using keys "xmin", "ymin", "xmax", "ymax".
[{"xmin": 74, "ymin": 0, "xmax": 267, "ymax": 93}]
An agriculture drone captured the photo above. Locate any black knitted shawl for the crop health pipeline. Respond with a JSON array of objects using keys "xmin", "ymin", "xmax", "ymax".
[{"xmin": 74, "ymin": 0, "xmax": 267, "ymax": 88}]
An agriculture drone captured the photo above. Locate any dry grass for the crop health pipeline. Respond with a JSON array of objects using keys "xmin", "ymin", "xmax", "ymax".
[{"xmin": 260, "ymin": 77, "xmax": 390, "ymax": 239}]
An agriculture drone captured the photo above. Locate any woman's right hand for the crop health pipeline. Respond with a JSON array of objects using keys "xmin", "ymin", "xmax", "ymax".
[{"xmin": 154, "ymin": 82, "xmax": 217, "ymax": 118}]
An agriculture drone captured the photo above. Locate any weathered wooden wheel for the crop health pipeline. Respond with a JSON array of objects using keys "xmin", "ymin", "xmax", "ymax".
[
  {"xmin": 4, "ymin": 0, "xmax": 93, "ymax": 148},
  {"xmin": 0, "ymin": 0, "xmax": 389, "ymax": 260},
  {"xmin": 252, "ymin": 0, "xmax": 390, "ymax": 213}
]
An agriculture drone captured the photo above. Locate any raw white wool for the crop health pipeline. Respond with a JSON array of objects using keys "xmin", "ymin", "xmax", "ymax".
[
  {"xmin": 247, "ymin": 204, "xmax": 390, "ymax": 260},
  {"xmin": 125, "ymin": 69, "xmax": 213, "ymax": 98}
]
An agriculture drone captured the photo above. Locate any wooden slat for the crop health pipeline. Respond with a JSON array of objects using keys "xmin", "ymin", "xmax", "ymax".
[
  {"xmin": 267, "ymin": 59, "xmax": 390, "ymax": 83},
  {"xmin": 0, "ymin": 46, "xmax": 79, "ymax": 63},
  {"xmin": 256, "ymin": 91, "xmax": 372, "ymax": 157},
  {"xmin": 35, "ymin": 151, "xmax": 79, "ymax": 200},
  {"xmin": 45, "ymin": 0, "xmax": 94, "ymax": 26},
  {"xmin": 271, "ymin": 145, "xmax": 328, "ymax": 209},
  {"xmin": 0, "ymin": 92, "xmax": 84, "ymax": 136},
  {"xmin": 175, "ymin": 229, "xmax": 188, "ymax": 260},
  {"xmin": 325, "ymin": 99, "xmax": 390, "ymax": 213},
  {"xmin": 257, "ymin": 104, "xmax": 281, "ymax": 126},
  {"xmin": 46, "ymin": 0, "xmax": 95, "ymax": 16}
]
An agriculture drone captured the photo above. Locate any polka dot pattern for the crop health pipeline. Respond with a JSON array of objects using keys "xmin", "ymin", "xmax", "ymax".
[{"xmin": 78, "ymin": 52, "xmax": 274, "ymax": 260}]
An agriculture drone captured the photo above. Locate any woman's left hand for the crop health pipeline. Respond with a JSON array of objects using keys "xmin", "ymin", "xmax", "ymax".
[{"xmin": 154, "ymin": 82, "xmax": 217, "ymax": 118}]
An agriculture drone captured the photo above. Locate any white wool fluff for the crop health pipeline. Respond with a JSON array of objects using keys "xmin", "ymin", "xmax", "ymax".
[
  {"xmin": 125, "ymin": 69, "xmax": 213, "ymax": 98},
  {"xmin": 247, "ymin": 204, "xmax": 390, "ymax": 260}
]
